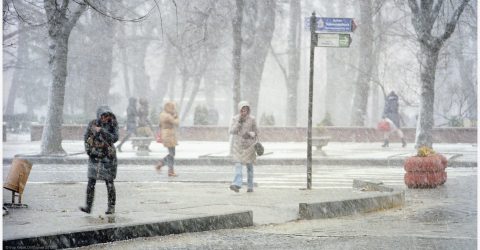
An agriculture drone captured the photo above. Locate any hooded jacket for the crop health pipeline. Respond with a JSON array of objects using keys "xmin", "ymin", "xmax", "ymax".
[
  {"xmin": 383, "ymin": 91, "xmax": 401, "ymax": 128},
  {"xmin": 229, "ymin": 101, "xmax": 258, "ymax": 164},
  {"xmin": 159, "ymin": 101, "xmax": 179, "ymax": 148},
  {"xmin": 84, "ymin": 105, "xmax": 119, "ymax": 181},
  {"xmin": 125, "ymin": 97, "xmax": 138, "ymax": 132}
]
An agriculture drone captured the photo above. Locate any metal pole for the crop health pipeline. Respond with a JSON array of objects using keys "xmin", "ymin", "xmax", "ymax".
[{"xmin": 307, "ymin": 12, "xmax": 316, "ymax": 190}]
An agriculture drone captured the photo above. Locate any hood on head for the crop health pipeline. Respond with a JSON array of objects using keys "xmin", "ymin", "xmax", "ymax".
[
  {"xmin": 128, "ymin": 97, "xmax": 137, "ymax": 106},
  {"xmin": 96, "ymin": 105, "xmax": 116, "ymax": 120},
  {"xmin": 139, "ymin": 98, "xmax": 148, "ymax": 106},
  {"xmin": 237, "ymin": 101, "xmax": 250, "ymax": 113},
  {"xmin": 164, "ymin": 101, "xmax": 176, "ymax": 114}
]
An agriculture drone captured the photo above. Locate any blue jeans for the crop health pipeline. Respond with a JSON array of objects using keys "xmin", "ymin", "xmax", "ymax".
[
  {"xmin": 232, "ymin": 162, "xmax": 254, "ymax": 189},
  {"xmin": 161, "ymin": 147, "xmax": 175, "ymax": 171}
]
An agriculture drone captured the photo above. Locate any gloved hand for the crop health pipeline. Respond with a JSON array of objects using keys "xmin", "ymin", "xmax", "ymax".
[{"xmin": 242, "ymin": 132, "xmax": 256, "ymax": 139}]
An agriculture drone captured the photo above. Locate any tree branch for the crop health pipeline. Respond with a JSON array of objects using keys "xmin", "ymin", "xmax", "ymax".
[
  {"xmin": 65, "ymin": 1, "xmax": 87, "ymax": 32},
  {"xmin": 269, "ymin": 44, "xmax": 288, "ymax": 84},
  {"xmin": 440, "ymin": 0, "xmax": 470, "ymax": 41}
]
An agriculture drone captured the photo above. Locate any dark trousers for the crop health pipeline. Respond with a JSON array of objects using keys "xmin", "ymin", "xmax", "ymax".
[
  {"xmin": 162, "ymin": 147, "xmax": 175, "ymax": 170},
  {"xmin": 117, "ymin": 131, "xmax": 135, "ymax": 149},
  {"xmin": 85, "ymin": 178, "xmax": 116, "ymax": 209}
]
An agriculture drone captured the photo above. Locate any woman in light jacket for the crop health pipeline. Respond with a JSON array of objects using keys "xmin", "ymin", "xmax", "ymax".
[
  {"xmin": 229, "ymin": 101, "xmax": 258, "ymax": 193},
  {"xmin": 156, "ymin": 101, "xmax": 179, "ymax": 177}
]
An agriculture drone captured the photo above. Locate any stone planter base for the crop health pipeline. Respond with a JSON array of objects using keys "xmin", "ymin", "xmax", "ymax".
[
  {"xmin": 403, "ymin": 154, "xmax": 448, "ymax": 189},
  {"xmin": 404, "ymin": 171, "xmax": 447, "ymax": 188},
  {"xmin": 404, "ymin": 155, "xmax": 447, "ymax": 172}
]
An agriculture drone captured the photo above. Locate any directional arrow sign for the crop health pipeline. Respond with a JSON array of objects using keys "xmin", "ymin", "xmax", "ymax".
[
  {"xmin": 316, "ymin": 33, "xmax": 352, "ymax": 48},
  {"xmin": 305, "ymin": 17, "xmax": 356, "ymax": 33}
]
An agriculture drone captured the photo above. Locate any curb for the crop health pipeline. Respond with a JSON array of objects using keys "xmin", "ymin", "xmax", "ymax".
[
  {"xmin": 3, "ymin": 211, "xmax": 253, "ymax": 249},
  {"xmin": 299, "ymin": 181, "xmax": 405, "ymax": 220},
  {"xmin": 298, "ymin": 191, "xmax": 404, "ymax": 219},
  {"xmin": 3, "ymin": 156, "xmax": 476, "ymax": 168}
]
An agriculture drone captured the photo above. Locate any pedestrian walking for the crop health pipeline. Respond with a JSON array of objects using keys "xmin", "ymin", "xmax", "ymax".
[
  {"xmin": 116, "ymin": 97, "xmax": 137, "ymax": 152},
  {"xmin": 381, "ymin": 91, "xmax": 406, "ymax": 147},
  {"xmin": 155, "ymin": 101, "xmax": 179, "ymax": 177},
  {"xmin": 136, "ymin": 98, "xmax": 154, "ymax": 137},
  {"xmin": 229, "ymin": 101, "xmax": 259, "ymax": 193},
  {"xmin": 80, "ymin": 105, "xmax": 119, "ymax": 214},
  {"xmin": 134, "ymin": 98, "xmax": 154, "ymax": 151}
]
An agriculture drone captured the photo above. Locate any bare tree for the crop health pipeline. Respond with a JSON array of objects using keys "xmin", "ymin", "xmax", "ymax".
[
  {"xmin": 407, "ymin": 0, "xmax": 470, "ymax": 148},
  {"xmin": 232, "ymin": 0, "xmax": 244, "ymax": 113},
  {"xmin": 286, "ymin": 0, "xmax": 301, "ymax": 126},
  {"xmin": 241, "ymin": 0, "xmax": 276, "ymax": 115},
  {"xmin": 350, "ymin": 0, "xmax": 374, "ymax": 126},
  {"xmin": 41, "ymin": 0, "xmax": 87, "ymax": 155}
]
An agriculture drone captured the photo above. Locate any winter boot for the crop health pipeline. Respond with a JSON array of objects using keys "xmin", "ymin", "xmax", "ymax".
[
  {"xmin": 106, "ymin": 181, "xmax": 116, "ymax": 214},
  {"xmin": 381, "ymin": 139, "xmax": 389, "ymax": 148},
  {"xmin": 79, "ymin": 185, "xmax": 94, "ymax": 214},
  {"xmin": 155, "ymin": 161, "xmax": 164, "ymax": 171},
  {"xmin": 168, "ymin": 169, "xmax": 178, "ymax": 177},
  {"xmin": 106, "ymin": 205, "xmax": 115, "ymax": 214},
  {"xmin": 401, "ymin": 138, "xmax": 407, "ymax": 148}
]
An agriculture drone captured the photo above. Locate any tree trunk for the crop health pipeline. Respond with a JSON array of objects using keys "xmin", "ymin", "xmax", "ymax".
[
  {"xmin": 369, "ymin": 10, "xmax": 384, "ymax": 127},
  {"xmin": 232, "ymin": 0, "xmax": 244, "ymax": 113},
  {"xmin": 241, "ymin": 0, "xmax": 276, "ymax": 115},
  {"xmin": 41, "ymin": 36, "xmax": 69, "ymax": 154},
  {"xmin": 286, "ymin": 0, "xmax": 300, "ymax": 126},
  {"xmin": 415, "ymin": 45, "xmax": 440, "ymax": 148},
  {"xmin": 181, "ymin": 75, "xmax": 202, "ymax": 122},
  {"xmin": 350, "ymin": 0, "xmax": 373, "ymax": 126},
  {"xmin": 87, "ymin": 18, "xmax": 115, "ymax": 114},
  {"xmin": 454, "ymin": 43, "xmax": 477, "ymax": 123},
  {"xmin": 119, "ymin": 24, "xmax": 131, "ymax": 98},
  {"xmin": 324, "ymin": 2, "xmax": 340, "ymax": 125},
  {"xmin": 408, "ymin": 0, "xmax": 469, "ymax": 148},
  {"xmin": 153, "ymin": 42, "xmax": 177, "ymax": 111},
  {"xmin": 131, "ymin": 41, "xmax": 151, "ymax": 98},
  {"xmin": 41, "ymin": 0, "xmax": 86, "ymax": 155},
  {"xmin": 5, "ymin": 22, "xmax": 29, "ymax": 115}
]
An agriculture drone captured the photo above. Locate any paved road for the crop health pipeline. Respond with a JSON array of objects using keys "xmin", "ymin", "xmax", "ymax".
[
  {"xmin": 73, "ymin": 170, "xmax": 477, "ymax": 250},
  {"xmin": 4, "ymin": 163, "xmax": 476, "ymax": 249},
  {"xmin": 6, "ymin": 163, "xmax": 474, "ymax": 189}
]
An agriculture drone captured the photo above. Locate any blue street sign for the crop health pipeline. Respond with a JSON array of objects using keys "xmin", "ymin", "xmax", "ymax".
[{"xmin": 304, "ymin": 17, "xmax": 356, "ymax": 33}]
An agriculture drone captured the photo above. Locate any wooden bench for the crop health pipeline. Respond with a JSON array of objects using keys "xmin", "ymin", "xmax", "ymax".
[
  {"xmin": 311, "ymin": 136, "xmax": 330, "ymax": 155},
  {"xmin": 130, "ymin": 137, "xmax": 154, "ymax": 156}
]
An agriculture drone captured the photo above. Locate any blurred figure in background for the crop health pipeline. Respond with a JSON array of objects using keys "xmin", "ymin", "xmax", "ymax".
[
  {"xmin": 156, "ymin": 101, "xmax": 179, "ymax": 177},
  {"xmin": 135, "ymin": 98, "xmax": 154, "ymax": 151},
  {"xmin": 382, "ymin": 91, "xmax": 406, "ymax": 148},
  {"xmin": 116, "ymin": 97, "xmax": 137, "ymax": 152}
]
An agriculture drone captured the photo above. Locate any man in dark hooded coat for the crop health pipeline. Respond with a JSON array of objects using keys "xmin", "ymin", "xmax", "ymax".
[
  {"xmin": 381, "ymin": 91, "xmax": 406, "ymax": 147},
  {"xmin": 80, "ymin": 105, "xmax": 119, "ymax": 214},
  {"xmin": 116, "ymin": 97, "xmax": 137, "ymax": 152}
]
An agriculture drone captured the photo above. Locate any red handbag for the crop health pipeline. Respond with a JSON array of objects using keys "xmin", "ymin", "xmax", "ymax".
[
  {"xmin": 377, "ymin": 120, "xmax": 390, "ymax": 132},
  {"xmin": 155, "ymin": 129, "xmax": 163, "ymax": 143}
]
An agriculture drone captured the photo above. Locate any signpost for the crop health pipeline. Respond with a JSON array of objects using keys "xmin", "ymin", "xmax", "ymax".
[
  {"xmin": 305, "ymin": 13, "xmax": 355, "ymax": 189},
  {"xmin": 304, "ymin": 17, "xmax": 356, "ymax": 33},
  {"xmin": 316, "ymin": 33, "xmax": 352, "ymax": 48}
]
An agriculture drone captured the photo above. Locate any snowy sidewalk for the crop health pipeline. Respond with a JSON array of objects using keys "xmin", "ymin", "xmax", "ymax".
[
  {"xmin": 3, "ymin": 137, "xmax": 477, "ymax": 167},
  {"xmin": 3, "ymin": 181, "xmax": 404, "ymax": 248},
  {"xmin": 2, "ymin": 134, "xmax": 475, "ymax": 248}
]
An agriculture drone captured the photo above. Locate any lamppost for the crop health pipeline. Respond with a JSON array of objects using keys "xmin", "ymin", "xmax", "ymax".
[{"xmin": 307, "ymin": 12, "xmax": 317, "ymax": 190}]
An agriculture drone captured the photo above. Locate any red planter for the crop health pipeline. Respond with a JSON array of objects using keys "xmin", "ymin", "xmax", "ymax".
[
  {"xmin": 404, "ymin": 171, "xmax": 447, "ymax": 188},
  {"xmin": 403, "ymin": 154, "xmax": 448, "ymax": 189},
  {"xmin": 404, "ymin": 155, "xmax": 445, "ymax": 172}
]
